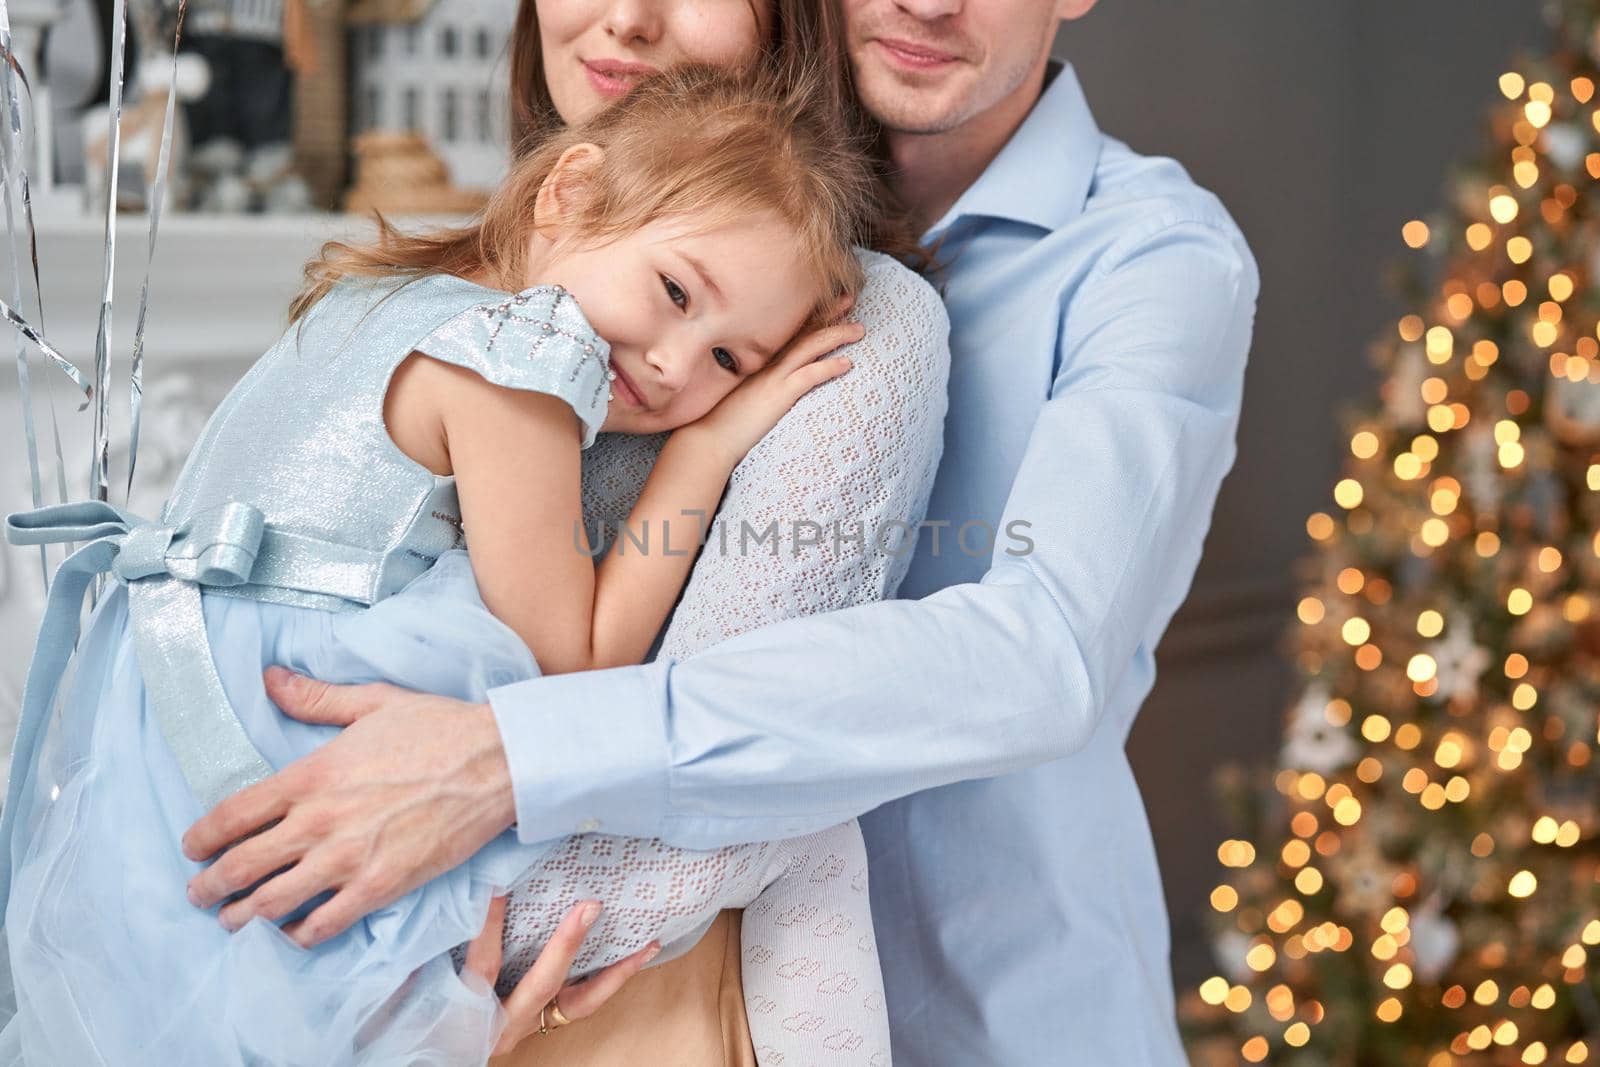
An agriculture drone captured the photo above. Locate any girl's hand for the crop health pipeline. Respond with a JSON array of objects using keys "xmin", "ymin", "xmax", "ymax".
[
  {"xmin": 688, "ymin": 320, "xmax": 865, "ymax": 466},
  {"xmin": 462, "ymin": 896, "xmax": 662, "ymax": 1057}
]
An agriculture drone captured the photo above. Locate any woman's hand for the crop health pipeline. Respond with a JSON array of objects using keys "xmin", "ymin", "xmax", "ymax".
[
  {"xmin": 462, "ymin": 896, "xmax": 662, "ymax": 1057},
  {"xmin": 686, "ymin": 319, "xmax": 864, "ymax": 467}
]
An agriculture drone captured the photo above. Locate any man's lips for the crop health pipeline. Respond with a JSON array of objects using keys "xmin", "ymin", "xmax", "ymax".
[
  {"xmin": 583, "ymin": 59, "xmax": 659, "ymax": 97},
  {"xmin": 873, "ymin": 37, "xmax": 961, "ymax": 70},
  {"xmin": 610, "ymin": 362, "xmax": 648, "ymax": 409}
]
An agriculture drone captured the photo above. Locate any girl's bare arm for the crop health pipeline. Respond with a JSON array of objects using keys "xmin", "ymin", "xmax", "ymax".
[{"xmin": 411, "ymin": 315, "xmax": 857, "ymax": 676}]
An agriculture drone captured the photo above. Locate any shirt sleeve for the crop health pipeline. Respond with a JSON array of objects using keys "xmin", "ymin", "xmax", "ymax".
[{"xmin": 489, "ymin": 219, "xmax": 1260, "ymax": 849}]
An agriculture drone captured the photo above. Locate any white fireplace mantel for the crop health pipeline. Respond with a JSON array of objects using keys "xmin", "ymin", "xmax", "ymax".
[{"xmin": 5, "ymin": 212, "xmax": 425, "ymax": 369}]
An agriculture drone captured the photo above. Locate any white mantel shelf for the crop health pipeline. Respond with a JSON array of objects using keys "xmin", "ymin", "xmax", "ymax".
[{"xmin": 1, "ymin": 211, "xmax": 467, "ymax": 373}]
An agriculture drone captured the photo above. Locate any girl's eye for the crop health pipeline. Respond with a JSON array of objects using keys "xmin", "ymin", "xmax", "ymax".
[
  {"xmin": 661, "ymin": 275, "xmax": 688, "ymax": 310},
  {"xmin": 712, "ymin": 347, "xmax": 738, "ymax": 373}
]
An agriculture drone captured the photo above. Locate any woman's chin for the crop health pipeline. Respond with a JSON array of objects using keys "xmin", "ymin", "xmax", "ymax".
[{"xmin": 546, "ymin": 78, "xmax": 617, "ymax": 128}]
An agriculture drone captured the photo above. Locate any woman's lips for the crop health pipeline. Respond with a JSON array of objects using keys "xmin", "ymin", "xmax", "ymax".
[
  {"xmin": 610, "ymin": 362, "xmax": 648, "ymax": 409},
  {"xmin": 582, "ymin": 59, "xmax": 659, "ymax": 98},
  {"xmin": 873, "ymin": 38, "xmax": 960, "ymax": 72}
]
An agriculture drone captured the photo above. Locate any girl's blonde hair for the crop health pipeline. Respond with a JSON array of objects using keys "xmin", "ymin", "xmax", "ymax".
[{"xmin": 291, "ymin": 64, "xmax": 873, "ymax": 326}]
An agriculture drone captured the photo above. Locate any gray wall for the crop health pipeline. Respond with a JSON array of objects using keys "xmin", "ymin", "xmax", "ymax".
[{"xmin": 1052, "ymin": 2, "xmax": 1551, "ymax": 986}]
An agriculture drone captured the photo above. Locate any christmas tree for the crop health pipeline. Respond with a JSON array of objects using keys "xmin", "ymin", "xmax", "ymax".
[{"xmin": 1185, "ymin": 4, "xmax": 1600, "ymax": 1065}]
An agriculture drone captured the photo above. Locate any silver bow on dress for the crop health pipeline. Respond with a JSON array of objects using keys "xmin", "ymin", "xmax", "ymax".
[{"xmin": 0, "ymin": 500, "xmax": 280, "ymax": 903}]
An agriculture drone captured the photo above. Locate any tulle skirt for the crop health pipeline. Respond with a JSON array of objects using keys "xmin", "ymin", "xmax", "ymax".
[{"xmin": 0, "ymin": 550, "xmax": 550, "ymax": 1065}]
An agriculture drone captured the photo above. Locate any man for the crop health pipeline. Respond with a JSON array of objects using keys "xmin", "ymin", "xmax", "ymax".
[{"xmin": 184, "ymin": 1, "xmax": 1259, "ymax": 1061}]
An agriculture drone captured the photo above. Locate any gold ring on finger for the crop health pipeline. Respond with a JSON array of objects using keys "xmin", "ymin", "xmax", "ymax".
[
  {"xmin": 537, "ymin": 1006, "xmax": 549, "ymax": 1036},
  {"xmin": 547, "ymin": 1000, "xmax": 573, "ymax": 1028}
]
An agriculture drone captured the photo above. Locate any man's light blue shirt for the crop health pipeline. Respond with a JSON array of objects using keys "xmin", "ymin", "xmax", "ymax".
[{"xmin": 488, "ymin": 63, "xmax": 1258, "ymax": 1066}]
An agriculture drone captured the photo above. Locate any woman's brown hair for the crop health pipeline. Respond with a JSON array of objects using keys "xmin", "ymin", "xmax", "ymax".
[
  {"xmin": 508, "ymin": 0, "xmax": 922, "ymax": 264},
  {"xmin": 290, "ymin": 64, "xmax": 872, "ymax": 326}
]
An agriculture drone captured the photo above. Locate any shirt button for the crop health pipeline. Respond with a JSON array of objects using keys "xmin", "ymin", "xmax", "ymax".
[{"xmin": 577, "ymin": 818, "xmax": 601, "ymax": 833}]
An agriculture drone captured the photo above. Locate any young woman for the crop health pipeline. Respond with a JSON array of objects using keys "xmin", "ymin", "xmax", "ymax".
[{"xmin": 482, "ymin": 0, "xmax": 951, "ymax": 1061}]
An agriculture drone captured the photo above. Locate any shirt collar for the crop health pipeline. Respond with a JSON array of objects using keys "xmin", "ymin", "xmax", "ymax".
[{"xmin": 922, "ymin": 60, "xmax": 1101, "ymax": 242}]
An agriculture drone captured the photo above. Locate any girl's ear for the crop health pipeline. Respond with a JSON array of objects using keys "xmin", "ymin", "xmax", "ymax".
[{"xmin": 534, "ymin": 142, "xmax": 606, "ymax": 234}]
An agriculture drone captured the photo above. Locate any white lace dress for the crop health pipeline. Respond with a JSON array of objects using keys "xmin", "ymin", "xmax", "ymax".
[{"xmin": 479, "ymin": 249, "xmax": 950, "ymax": 1065}]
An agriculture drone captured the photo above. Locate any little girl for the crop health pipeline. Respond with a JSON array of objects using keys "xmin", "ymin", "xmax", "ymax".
[{"xmin": 0, "ymin": 66, "xmax": 892, "ymax": 1065}]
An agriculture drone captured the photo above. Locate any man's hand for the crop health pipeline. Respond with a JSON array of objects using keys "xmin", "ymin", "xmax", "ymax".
[{"xmin": 181, "ymin": 666, "xmax": 518, "ymax": 947}]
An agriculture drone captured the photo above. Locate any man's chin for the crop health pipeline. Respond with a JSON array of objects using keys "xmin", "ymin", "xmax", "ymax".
[
  {"xmin": 854, "ymin": 72, "xmax": 975, "ymax": 136},
  {"xmin": 862, "ymin": 97, "xmax": 973, "ymax": 137}
]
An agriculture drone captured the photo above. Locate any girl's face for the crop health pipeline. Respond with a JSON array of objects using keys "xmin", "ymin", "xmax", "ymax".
[
  {"xmin": 526, "ymin": 209, "xmax": 815, "ymax": 435},
  {"xmin": 536, "ymin": 0, "xmax": 771, "ymax": 125}
]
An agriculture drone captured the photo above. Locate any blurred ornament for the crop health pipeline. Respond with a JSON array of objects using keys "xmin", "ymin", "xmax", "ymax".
[
  {"xmin": 244, "ymin": 141, "xmax": 294, "ymax": 185},
  {"xmin": 1327, "ymin": 838, "xmax": 1399, "ymax": 918},
  {"xmin": 199, "ymin": 171, "xmax": 249, "ymax": 212},
  {"xmin": 1409, "ymin": 904, "xmax": 1461, "ymax": 982},
  {"xmin": 262, "ymin": 172, "xmax": 311, "ymax": 213},
  {"xmin": 1431, "ymin": 618, "xmax": 1491, "ymax": 702},
  {"xmin": 1383, "ymin": 343, "xmax": 1429, "ymax": 425},
  {"xmin": 1547, "ymin": 374, "xmax": 1600, "ymax": 444},
  {"xmin": 1211, "ymin": 928, "xmax": 1254, "ymax": 985},
  {"xmin": 184, "ymin": 136, "xmax": 314, "ymax": 212},
  {"xmin": 1543, "ymin": 121, "xmax": 1589, "ymax": 169},
  {"xmin": 1281, "ymin": 683, "xmax": 1359, "ymax": 773},
  {"xmin": 190, "ymin": 137, "xmax": 245, "ymax": 177}
]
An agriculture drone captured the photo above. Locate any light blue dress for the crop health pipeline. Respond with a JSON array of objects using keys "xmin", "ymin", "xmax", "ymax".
[{"xmin": 0, "ymin": 273, "xmax": 613, "ymax": 1065}]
